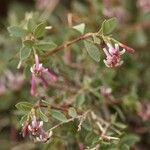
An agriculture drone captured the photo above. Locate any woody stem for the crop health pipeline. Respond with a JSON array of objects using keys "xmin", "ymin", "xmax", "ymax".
[{"xmin": 41, "ymin": 32, "xmax": 94, "ymax": 58}]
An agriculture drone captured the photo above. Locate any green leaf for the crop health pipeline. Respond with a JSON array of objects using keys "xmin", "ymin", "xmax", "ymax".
[
  {"xmin": 85, "ymin": 132, "xmax": 99, "ymax": 146},
  {"xmin": 99, "ymin": 17, "xmax": 118, "ymax": 35},
  {"xmin": 119, "ymin": 134, "xmax": 140, "ymax": 147},
  {"xmin": 84, "ymin": 40, "xmax": 101, "ymax": 62},
  {"xmin": 75, "ymin": 93, "xmax": 85, "ymax": 107},
  {"xmin": 51, "ymin": 109, "xmax": 67, "ymax": 122},
  {"xmin": 15, "ymin": 102, "xmax": 33, "ymax": 111},
  {"xmin": 68, "ymin": 107, "xmax": 77, "ymax": 118},
  {"xmin": 23, "ymin": 40, "xmax": 34, "ymax": 48},
  {"xmin": 20, "ymin": 114, "xmax": 28, "ymax": 125},
  {"xmin": 35, "ymin": 42, "xmax": 57, "ymax": 51},
  {"xmin": 33, "ymin": 22, "xmax": 46, "ymax": 38},
  {"xmin": 7, "ymin": 26, "xmax": 27, "ymax": 38},
  {"xmin": 120, "ymin": 144, "xmax": 130, "ymax": 150},
  {"xmin": 82, "ymin": 118, "xmax": 92, "ymax": 131},
  {"xmin": 38, "ymin": 109, "xmax": 48, "ymax": 122},
  {"xmin": 72, "ymin": 23, "xmax": 85, "ymax": 34},
  {"xmin": 20, "ymin": 47, "xmax": 32, "ymax": 60},
  {"xmin": 27, "ymin": 19, "xmax": 36, "ymax": 32}
]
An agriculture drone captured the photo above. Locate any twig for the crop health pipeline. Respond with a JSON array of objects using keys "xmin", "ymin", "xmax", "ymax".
[
  {"xmin": 47, "ymin": 110, "xmax": 90, "ymax": 132},
  {"xmin": 41, "ymin": 33, "xmax": 94, "ymax": 58}
]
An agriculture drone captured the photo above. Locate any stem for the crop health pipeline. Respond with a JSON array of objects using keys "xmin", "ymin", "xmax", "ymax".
[
  {"xmin": 47, "ymin": 110, "xmax": 90, "ymax": 132},
  {"xmin": 41, "ymin": 33, "xmax": 94, "ymax": 58}
]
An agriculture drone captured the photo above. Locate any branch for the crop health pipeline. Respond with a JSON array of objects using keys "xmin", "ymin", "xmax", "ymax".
[{"xmin": 41, "ymin": 33, "xmax": 94, "ymax": 58}]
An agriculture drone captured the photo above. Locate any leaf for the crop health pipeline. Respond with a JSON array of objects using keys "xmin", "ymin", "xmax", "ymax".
[
  {"xmin": 84, "ymin": 40, "xmax": 101, "ymax": 62},
  {"xmin": 51, "ymin": 109, "xmax": 67, "ymax": 122},
  {"xmin": 20, "ymin": 114, "xmax": 28, "ymax": 125},
  {"xmin": 15, "ymin": 102, "xmax": 33, "ymax": 111},
  {"xmin": 27, "ymin": 19, "xmax": 36, "ymax": 32},
  {"xmin": 68, "ymin": 107, "xmax": 77, "ymax": 118},
  {"xmin": 85, "ymin": 132, "xmax": 99, "ymax": 146},
  {"xmin": 23, "ymin": 40, "xmax": 34, "ymax": 48},
  {"xmin": 7, "ymin": 26, "xmax": 27, "ymax": 38},
  {"xmin": 73, "ymin": 23, "xmax": 85, "ymax": 34},
  {"xmin": 33, "ymin": 22, "xmax": 46, "ymax": 38},
  {"xmin": 20, "ymin": 47, "xmax": 32, "ymax": 60},
  {"xmin": 120, "ymin": 144, "xmax": 130, "ymax": 150},
  {"xmin": 75, "ymin": 93, "xmax": 85, "ymax": 107},
  {"xmin": 99, "ymin": 17, "xmax": 118, "ymax": 35},
  {"xmin": 38, "ymin": 109, "xmax": 48, "ymax": 122},
  {"xmin": 82, "ymin": 118, "xmax": 92, "ymax": 131},
  {"xmin": 119, "ymin": 134, "xmax": 140, "ymax": 147},
  {"xmin": 35, "ymin": 41, "xmax": 57, "ymax": 51}
]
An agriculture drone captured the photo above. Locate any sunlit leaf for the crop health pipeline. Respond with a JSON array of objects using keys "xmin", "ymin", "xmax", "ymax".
[
  {"xmin": 8, "ymin": 26, "xmax": 27, "ymax": 38},
  {"xmin": 84, "ymin": 40, "xmax": 101, "ymax": 62},
  {"xmin": 73, "ymin": 23, "xmax": 85, "ymax": 34},
  {"xmin": 51, "ymin": 109, "xmax": 67, "ymax": 122}
]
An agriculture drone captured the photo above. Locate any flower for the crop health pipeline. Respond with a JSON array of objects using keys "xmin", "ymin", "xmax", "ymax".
[
  {"xmin": 22, "ymin": 122, "xmax": 29, "ymax": 137},
  {"xmin": 0, "ymin": 77, "xmax": 6, "ymax": 95},
  {"xmin": 22, "ymin": 116, "xmax": 52, "ymax": 142},
  {"xmin": 138, "ymin": 103, "xmax": 150, "ymax": 121},
  {"xmin": 5, "ymin": 71, "xmax": 25, "ymax": 91},
  {"xmin": 28, "ymin": 116, "xmax": 43, "ymax": 135},
  {"xmin": 30, "ymin": 54, "xmax": 57, "ymax": 96},
  {"xmin": 137, "ymin": 0, "xmax": 150, "ymax": 13},
  {"xmin": 103, "ymin": 43, "xmax": 125, "ymax": 67},
  {"xmin": 103, "ymin": 42, "xmax": 134, "ymax": 68}
]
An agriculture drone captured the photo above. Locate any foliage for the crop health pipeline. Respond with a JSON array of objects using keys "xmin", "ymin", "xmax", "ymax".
[{"xmin": 0, "ymin": 0, "xmax": 150, "ymax": 149}]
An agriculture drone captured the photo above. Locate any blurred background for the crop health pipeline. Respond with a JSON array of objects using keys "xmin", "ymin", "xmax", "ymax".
[{"xmin": 0, "ymin": 0, "xmax": 150, "ymax": 149}]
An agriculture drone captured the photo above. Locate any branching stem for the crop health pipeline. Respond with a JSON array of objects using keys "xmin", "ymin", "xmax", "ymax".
[{"xmin": 41, "ymin": 33, "xmax": 94, "ymax": 57}]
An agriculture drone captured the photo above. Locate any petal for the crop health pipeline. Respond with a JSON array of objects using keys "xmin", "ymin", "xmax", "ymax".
[
  {"xmin": 35, "ymin": 54, "xmax": 40, "ymax": 70},
  {"xmin": 47, "ymin": 69, "xmax": 57, "ymax": 82},
  {"xmin": 40, "ymin": 76, "xmax": 49, "ymax": 88}
]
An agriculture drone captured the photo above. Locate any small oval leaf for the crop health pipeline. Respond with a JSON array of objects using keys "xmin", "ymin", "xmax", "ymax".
[
  {"xmin": 34, "ymin": 22, "xmax": 46, "ymax": 38},
  {"xmin": 7, "ymin": 26, "xmax": 27, "ymax": 38},
  {"xmin": 51, "ymin": 109, "xmax": 67, "ymax": 122},
  {"xmin": 35, "ymin": 42, "xmax": 57, "ymax": 51},
  {"xmin": 20, "ymin": 47, "xmax": 32, "ymax": 60},
  {"xmin": 84, "ymin": 40, "xmax": 101, "ymax": 62},
  {"xmin": 15, "ymin": 102, "xmax": 33, "ymax": 111},
  {"xmin": 75, "ymin": 93, "xmax": 85, "ymax": 107},
  {"xmin": 68, "ymin": 107, "xmax": 77, "ymax": 118},
  {"xmin": 38, "ymin": 109, "xmax": 48, "ymax": 122}
]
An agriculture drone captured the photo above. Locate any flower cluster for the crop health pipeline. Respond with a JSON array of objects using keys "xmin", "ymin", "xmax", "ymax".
[
  {"xmin": 22, "ymin": 116, "xmax": 52, "ymax": 142},
  {"xmin": 137, "ymin": 0, "xmax": 150, "ymax": 13},
  {"xmin": 30, "ymin": 54, "xmax": 57, "ymax": 96},
  {"xmin": 102, "ymin": 0, "xmax": 129, "ymax": 23},
  {"xmin": 138, "ymin": 103, "xmax": 150, "ymax": 121},
  {"xmin": 103, "ymin": 43, "xmax": 134, "ymax": 68},
  {"xmin": 0, "ymin": 71, "xmax": 24, "ymax": 95}
]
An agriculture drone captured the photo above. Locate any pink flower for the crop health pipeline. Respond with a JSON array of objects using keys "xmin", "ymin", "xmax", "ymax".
[
  {"xmin": 0, "ymin": 78, "xmax": 6, "ymax": 95},
  {"xmin": 103, "ymin": 43, "xmax": 125, "ymax": 67},
  {"xmin": 5, "ymin": 71, "xmax": 25, "ymax": 91},
  {"xmin": 22, "ymin": 122, "xmax": 29, "ymax": 137},
  {"xmin": 137, "ymin": 0, "xmax": 150, "ymax": 13},
  {"xmin": 28, "ymin": 116, "xmax": 43, "ymax": 135},
  {"xmin": 103, "ymin": 43, "xmax": 134, "ymax": 68},
  {"xmin": 26, "ymin": 116, "xmax": 52, "ymax": 142},
  {"xmin": 119, "ymin": 43, "xmax": 134, "ymax": 53},
  {"xmin": 30, "ymin": 54, "xmax": 57, "ymax": 96},
  {"xmin": 138, "ymin": 103, "xmax": 150, "ymax": 121}
]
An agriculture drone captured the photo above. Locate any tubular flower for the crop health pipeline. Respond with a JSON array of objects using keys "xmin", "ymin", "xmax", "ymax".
[
  {"xmin": 30, "ymin": 54, "xmax": 57, "ymax": 96},
  {"xmin": 103, "ymin": 43, "xmax": 134, "ymax": 68},
  {"xmin": 103, "ymin": 43, "xmax": 125, "ymax": 68},
  {"xmin": 22, "ymin": 116, "xmax": 52, "ymax": 142}
]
